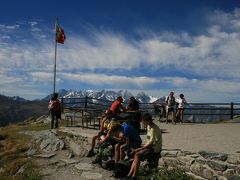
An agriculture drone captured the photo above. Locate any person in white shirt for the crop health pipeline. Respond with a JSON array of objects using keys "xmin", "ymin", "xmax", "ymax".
[{"xmin": 176, "ymin": 94, "xmax": 187, "ymax": 123}]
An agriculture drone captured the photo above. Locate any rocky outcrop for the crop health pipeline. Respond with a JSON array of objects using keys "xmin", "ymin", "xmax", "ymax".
[
  {"xmin": 160, "ymin": 149, "xmax": 240, "ymax": 180},
  {"xmin": 21, "ymin": 130, "xmax": 65, "ymax": 155}
]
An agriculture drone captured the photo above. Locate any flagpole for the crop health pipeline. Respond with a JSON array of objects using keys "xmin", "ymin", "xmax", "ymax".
[
  {"xmin": 53, "ymin": 18, "xmax": 65, "ymax": 96},
  {"xmin": 53, "ymin": 37, "xmax": 57, "ymax": 95},
  {"xmin": 53, "ymin": 19, "xmax": 58, "ymax": 95}
]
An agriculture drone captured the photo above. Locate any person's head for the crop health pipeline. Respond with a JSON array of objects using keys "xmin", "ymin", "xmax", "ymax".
[
  {"xmin": 179, "ymin": 94, "xmax": 184, "ymax": 98},
  {"xmin": 52, "ymin": 93, "xmax": 58, "ymax": 99},
  {"xmin": 142, "ymin": 112, "xmax": 153, "ymax": 125},
  {"xmin": 117, "ymin": 96, "xmax": 123, "ymax": 103},
  {"xmin": 104, "ymin": 110, "xmax": 113, "ymax": 118},
  {"xmin": 169, "ymin": 92, "xmax": 174, "ymax": 97},
  {"xmin": 129, "ymin": 96, "xmax": 135, "ymax": 102},
  {"xmin": 110, "ymin": 118, "xmax": 121, "ymax": 131}
]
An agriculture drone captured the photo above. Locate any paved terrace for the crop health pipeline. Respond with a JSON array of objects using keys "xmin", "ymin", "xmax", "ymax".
[{"xmin": 60, "ymin": 119, "xmax": 240, "ymax": 155}]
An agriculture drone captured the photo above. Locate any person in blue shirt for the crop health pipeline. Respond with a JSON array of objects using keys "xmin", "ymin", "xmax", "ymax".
[{"xmin": 114, "ymin": 121, "xmax": 142, "ymax": 162}]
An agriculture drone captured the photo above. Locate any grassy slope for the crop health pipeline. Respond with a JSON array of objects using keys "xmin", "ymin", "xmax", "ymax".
[{"xmin": 0, "ymin": 122, "xmax": 49, "ymax": 179}]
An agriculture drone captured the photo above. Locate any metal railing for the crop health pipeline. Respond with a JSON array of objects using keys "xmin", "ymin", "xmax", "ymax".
[{"xmin": 61, "ymin": 96, "xmax": 240, "ymax": 129}]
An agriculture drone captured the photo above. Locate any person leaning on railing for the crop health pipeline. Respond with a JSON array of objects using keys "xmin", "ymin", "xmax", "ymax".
[{"xmin": 110, "ymin": 96, "xmax": 127, "ymax": 120}]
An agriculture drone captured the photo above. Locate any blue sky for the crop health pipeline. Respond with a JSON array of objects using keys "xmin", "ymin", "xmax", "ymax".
[{"xmin": 0, "ymin": 0, "xmax": 240, "ymax": 102}]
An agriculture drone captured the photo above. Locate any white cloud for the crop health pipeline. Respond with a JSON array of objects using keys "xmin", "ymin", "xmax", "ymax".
[
  {"xmin": 0, "ymin": 24, "xmax": 20, "ymax": 31},
  {"xmin": 0, "ymin": 8, "xmax": 240, "ymax": 102},
  {"xmin": 61, "ymin": 72, "xmax": 159, "ymax": 88}
]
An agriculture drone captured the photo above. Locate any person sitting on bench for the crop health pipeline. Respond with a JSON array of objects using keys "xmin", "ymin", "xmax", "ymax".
[{"xmin": 126, "ymin": 112, "xmax": 162, "ymax": 179}]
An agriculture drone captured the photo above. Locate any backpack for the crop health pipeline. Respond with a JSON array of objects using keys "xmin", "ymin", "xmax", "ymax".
[
  {"xmin": 112, "ymin": 161, "xmax": 131, "ymax": 178},
  {"xmin": 101, "ymin": 158, "xmax": 115, "ymax": 170}
]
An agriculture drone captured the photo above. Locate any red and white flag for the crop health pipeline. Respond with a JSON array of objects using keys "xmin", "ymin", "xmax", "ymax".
[{"xmin": 55, "ymin": 22, "xmax": 66, "ymax": 44}]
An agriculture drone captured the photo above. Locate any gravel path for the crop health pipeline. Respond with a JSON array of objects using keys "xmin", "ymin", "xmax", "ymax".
[
  {"xmin": 156, "ymin": 122, "xmax": 240, "ymax": 154},
  {"xmin": 62, "ymin": 121, "xmax": 240, "ymax": 155}
]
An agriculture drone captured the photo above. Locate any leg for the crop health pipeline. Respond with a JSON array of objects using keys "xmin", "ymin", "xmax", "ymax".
[
  {"xmin": 172, "ymin": 111, "xmax": 175, "ymax": 124},
  {"xmin": 55, "ymin": 117, "xmax": 59, "ymax": 128},
  {"xmin": 114, "ymin": 143, "xmax": 120, "ymax": 162},
  {"xmin": 120, "ymin": 144, "xmax": 127, "ymax": 161},
  {"xmin": 51, "ymin": 113, "xmax": 54, "ymax": 129},
  {"xmin": 128, "ymin": 152, "xmax": 141, "ymax": 177},
  {"xmin": 166, "ymin": 112, "xmax": 169, "ymax": 124},
  {"xmin": 180, "ymin": 109, "xmax": 184, "ymax": 123},
  {"xmin": 128, "ymin": 149, "xmax": 149, "ymax": 178},
  {"xmin": 91, "ymin": 134, "xmax": 99, "ymax": 150}
]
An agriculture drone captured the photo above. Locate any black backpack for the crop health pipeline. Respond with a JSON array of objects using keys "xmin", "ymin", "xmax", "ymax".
[
  {"xmin": 101, "ymin": 159, "xmax": 115, "ymax": 170},
  {"xmin": 113, "ymin": 161, "xmax": 131, "ymax": 178}
]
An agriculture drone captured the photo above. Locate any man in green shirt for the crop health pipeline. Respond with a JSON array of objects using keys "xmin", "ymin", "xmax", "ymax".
[{"xmin": 127, "ymin": 112, "xmax": 162, "ymax": 179}]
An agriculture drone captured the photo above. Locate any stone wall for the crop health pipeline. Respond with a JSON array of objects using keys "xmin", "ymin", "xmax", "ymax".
[{"xmin": 159, "ymin": 149, "xmax": 240, "ymax": 180}]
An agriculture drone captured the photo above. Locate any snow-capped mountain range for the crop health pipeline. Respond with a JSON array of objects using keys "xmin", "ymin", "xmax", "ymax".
[{"xmin": 44, "ymin": 89, "xmax": 160, "ymax": 103}]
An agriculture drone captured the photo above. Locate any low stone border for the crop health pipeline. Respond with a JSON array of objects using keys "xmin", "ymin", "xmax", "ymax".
[{"xmin": 159, "ymin": 149, "xmax": 240, "ymax": 180}]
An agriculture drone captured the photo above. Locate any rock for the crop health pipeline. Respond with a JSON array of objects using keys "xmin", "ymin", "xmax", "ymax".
[
  {"xmin": 35, "ymin": 153, "xmax": 56, "ymax": 158},
  {"xmin": 207, "ymin": 160, "xmax": 227, "ymax": 171},
  {"xmin": 236, "ymin": 166, "xmax": 240, "ymax": 175},
  {"xmin": 223, "ymin": 169, "xmax": 236, "ymax": 179},
  {"xmin": 67, "ymin": 151, "xmax": 74, "ymax": 159},
  {"xmin": 186, "ymin": 172, "xmax": 207, "ymax": 180},
  {"xmin": 199, "ymin": 151, "xmax": 228, "ymax": 161},
  {"xmin": 218, "ymin": 176, "xmax": 228, "ymax": 180},
  {"xmin": 195, "ymin": 157, "xmax": 207, "ymax": 164},
  {"xmin": 60, "ymin": 158, "xmax": 79, "ymax": 164},
  {"xmin": 181, "ymin": 150, "xmax": 196, "ymax": 156},
  {"xmin": 65, "ymin": 136, "xmax": 88, "ymax": 156},
  {"xmin": 177, "ymin": 156, "xmax": 195, "ymax": 166},
  {"xmin": 81, "ymin": 172, "xmax": 102, "ymax": 179},
  {"xmin": 25, "ymin": 146, "xmax": 37, "ymax": 156},
  {"xmin": 227, "ymin": 155, "xmax": 240, "ymax": 165},
  {"xmin": 161, "ymin": 150, "xmax": 180, "ymax": 157},
  {"xmin": 22, "ymin": 130, "xmax": 65, "ymax": 152},
  {"xmin": 75, "ymin": 163, "xmax": 93, "ymax": 171},
  {"xmin": 161, "ymin": 157, "xmax": 183, "ymax": 167},
  {"xmin": 228, "ymin": 175, "xmax": 240, "ymax": 180},
  {"xmin": 190, "ymin": 163, "xmax": 215, "ymax": 179},
  {"xmin": 14, "ymin": 166, "xmax": 25, "ymax": 176}
]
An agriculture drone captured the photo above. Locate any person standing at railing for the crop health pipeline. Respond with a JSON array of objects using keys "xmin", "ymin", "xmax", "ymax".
[
  {"xmin": 110, "ymin": 96, "xmax": 127, "ymax": 121},
  {"xmin": 165, "ymin": 91, "xmax": 176, "ymax": 124},
  {"xmin": 48, "ymin": 93, "xmax": 61, "ymax": 129},
  {"xmin": 126, "ymin": 96, "xmax": 141, "ymax": 132},
  {"xmin": 127, "ymin": 96, "xmax": 139, "ymax": 111},
  {"xmin": 176, "ymin": 94, "xmax": 187, "ymax": 123}
]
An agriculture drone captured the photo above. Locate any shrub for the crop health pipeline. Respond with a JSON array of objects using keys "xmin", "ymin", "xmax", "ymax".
[{"xmin": 139, "ymin": 167, "xmax": 194, "ymax": 180}]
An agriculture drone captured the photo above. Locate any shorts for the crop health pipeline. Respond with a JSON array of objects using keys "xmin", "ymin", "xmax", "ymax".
[
  {"xmin": 121, "ymin": 141, "xmax": 141, "ymax": 151},
  {"xmin": 167, "ymin": 107, "xmax": 174, "ymax": 113},
  {"xmin": 138, "ymin": 148, "xmax": 161, "ymax": 168}
]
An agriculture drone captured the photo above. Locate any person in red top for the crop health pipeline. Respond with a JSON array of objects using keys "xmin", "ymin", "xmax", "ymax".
[
  {"xmin": 48, "ymin": 93, "xmax": 61, "ymax": 129},
  {"xmin": 110, "ymin": 96, "xmax": 127, "ymax": 120}
]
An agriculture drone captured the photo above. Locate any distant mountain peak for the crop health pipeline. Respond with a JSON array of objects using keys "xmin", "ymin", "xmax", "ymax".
[{"xmin": 42, "ymin": 89, "xmax": 159, "ymax": 103}]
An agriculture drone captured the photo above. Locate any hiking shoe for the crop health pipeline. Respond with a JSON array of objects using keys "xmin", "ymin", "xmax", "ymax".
[{"xmin": 87, "ymin": 149, "xmax": 95, "ymax": 157}]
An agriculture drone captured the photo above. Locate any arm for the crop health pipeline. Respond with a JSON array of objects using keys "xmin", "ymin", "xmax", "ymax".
[
  {"xmin": 120, "ymin": 104, "xmax": 127, "ymax": 112},
  {"xmin": 112, "ymin": 132, "xmax": 125, "ymax": 143},
  {"xmin": 132, "ymin": 127, "xmax": 154, "ymax": 153},
  {"xmin": 98, "ymin": 128, "xmax": 112, "ymax": 144},
  {"xmin": 99, "ymin": 117, "xmax": 107, "ymax": 132}
]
